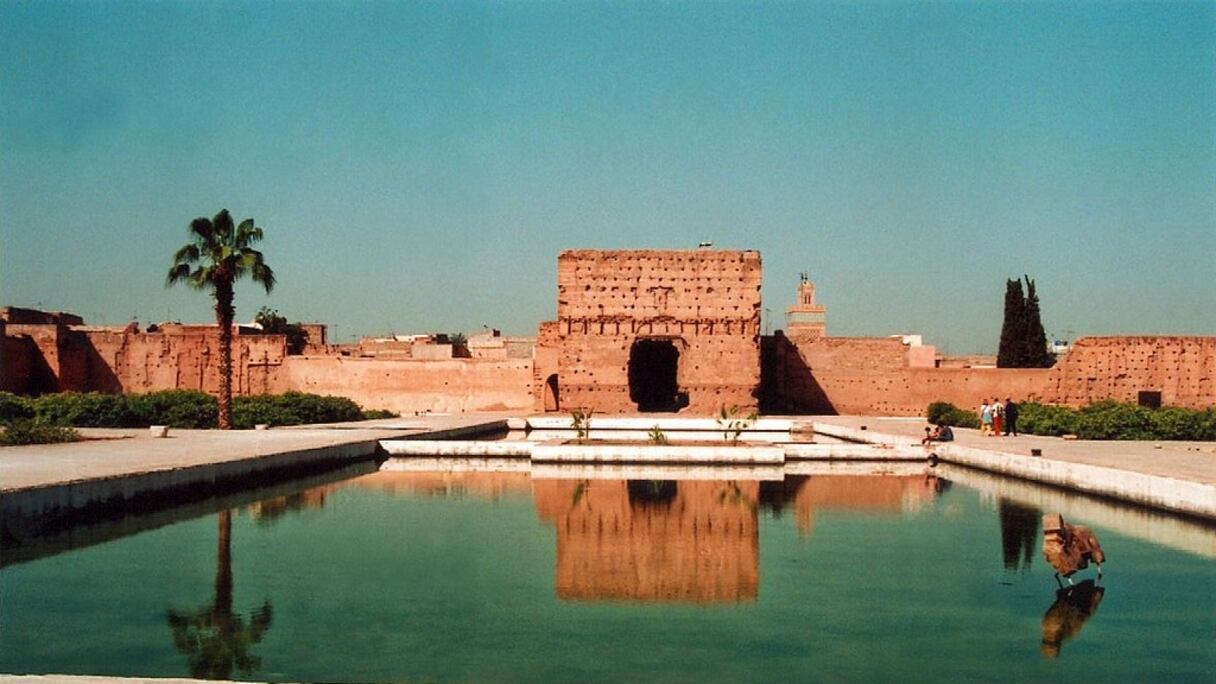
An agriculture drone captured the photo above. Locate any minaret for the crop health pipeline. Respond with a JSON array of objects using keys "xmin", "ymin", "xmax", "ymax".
[{"xmin": 785, "ymin": 272, "xmax": 827, "ymax": 338}]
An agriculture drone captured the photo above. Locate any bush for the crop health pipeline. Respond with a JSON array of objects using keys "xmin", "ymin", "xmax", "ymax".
[
  {"xmin": 1017, "ymin": 402, "xmax": 1078, "ymax": 437},
  {"xmin": 361, "ymin": 409, "xmax": 398, "ymax": 420},
  {"xmin": 1013, "ymin": 400, "xmax": 1215, "ymax": 441},
  {"xmin": 126, "ymin": 390, "xmax": 218, "ymax": 429},
  {"xmin": 34, "ymin": 392, "xmax": 134, "ymax": 427},
  {"xmin": 0, "ymin": 392, "xmax": 35, "ymax": 423},
  {"xmin": 14, "ymin": 390, "xmax": 384, "ymax": 431},
  {"xmin": 231, "ymin": 392, "xmax": 364, "ymax": 429},
  {"xmin": 925, "ymin": 401, "xmax": 980, "ymax": 429},
  {"xmin": 0, "ymin": 419, "xmax": 82, "ymax": 446}
]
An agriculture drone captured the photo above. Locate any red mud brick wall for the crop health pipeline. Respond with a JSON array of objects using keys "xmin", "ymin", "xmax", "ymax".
[
  {"xmin": 267, "ymin": 356, "xmax": 535, "ymax": 414},
  {"xmin": 1047, "ymin": 336, "xmax": 1216, "ymax": 410},
  {"xmin": 553, "ymin": 249, "xmax": 762, "ymax": 414}
]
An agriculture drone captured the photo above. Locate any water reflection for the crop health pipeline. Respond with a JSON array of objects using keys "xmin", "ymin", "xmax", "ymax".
[
  {"xmin": 998, "ymin": 499, "xmax": 1041, "ymax": 571},
  {"xmin": 534, "ymin": 479, "xmax": 760, "ymax": 602},
  {"xmin": 760, "ymin": 474, "xmax": 943, "ymax": 536},
  {"xmin": 1040, "ymin": 580, "xmax": 1105, "ymax": 659},
  {"xmin": 166, "ymin": 510, "xmax": 273, "ymax": 679}
]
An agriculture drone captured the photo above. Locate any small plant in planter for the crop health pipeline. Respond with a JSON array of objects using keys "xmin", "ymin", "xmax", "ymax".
[
  {"xmin": 570, "ymin": 408, "xmax": 594, "ymax": 444},
  {"xmin": 647, "ymin": 424, "xmax": 668, "ymax": 445},
  {"xmin": 716, "ymin": 405, "xmax": 758, "ymax": 445}
]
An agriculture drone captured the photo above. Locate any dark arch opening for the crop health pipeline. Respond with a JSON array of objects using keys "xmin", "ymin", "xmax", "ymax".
[
  {"xmin": 544, "ymin": 374, "xmax": 560, "ymax": 412},
  {"xmin": 628, "ymin": 339, "xmax": 680, "ymax": 412}
]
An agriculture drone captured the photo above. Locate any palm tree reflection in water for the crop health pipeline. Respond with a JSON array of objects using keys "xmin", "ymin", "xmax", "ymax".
[{"xmin": 167, "ymin": 510, "xmax": 273, "ymax": 679}]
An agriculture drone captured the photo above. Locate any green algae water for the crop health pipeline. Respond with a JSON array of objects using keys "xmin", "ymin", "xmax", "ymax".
[{"xmin": 2, "ymin": 463, "xmax": 1214, "ymax": 683}]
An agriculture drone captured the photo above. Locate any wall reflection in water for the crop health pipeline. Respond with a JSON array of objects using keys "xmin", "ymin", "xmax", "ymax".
[
  {"xmin": 534, "ymin": 479, "xmax": 761, "ymax": 602},
  {"xmin": 762, "ymin": 474, "xmax": 945, "ymax": 536},
  {"xmin": 327, "ymin": 470, "xmax": 941, "ymax": 604}
]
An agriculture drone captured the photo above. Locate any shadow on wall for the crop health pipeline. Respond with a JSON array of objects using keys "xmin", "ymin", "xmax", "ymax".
[
  {"xmin": 83, "ymin": 340, "xmax": 122, "ymax": 393},
  {"xmin": 760, "ymin": 332, "xmax": 837, "ymax": 415}
]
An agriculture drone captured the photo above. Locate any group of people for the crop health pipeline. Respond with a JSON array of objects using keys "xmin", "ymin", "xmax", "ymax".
[
  {"xmin": 923, "ymin": 397, "xmax": 1021, "ymax": 445},
  {"xmin": 981, "ymin": 397, "xmax": 1020, "ymax": 437}
]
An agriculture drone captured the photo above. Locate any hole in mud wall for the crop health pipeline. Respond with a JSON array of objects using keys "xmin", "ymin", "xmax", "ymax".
[{"xmin": 628, "ymin": 338, "xmax": 681, "ymax": 412}]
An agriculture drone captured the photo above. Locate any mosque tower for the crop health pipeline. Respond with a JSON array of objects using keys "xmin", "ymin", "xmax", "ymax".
[{"xmin": 785, "ymin": 272, "xmax": 827, "ymax": 339}]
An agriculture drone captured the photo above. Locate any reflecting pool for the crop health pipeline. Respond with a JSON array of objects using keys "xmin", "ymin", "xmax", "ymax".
[{"xmin": 2, "ymin": 462, "xmax": 1214, "ymax": 683}]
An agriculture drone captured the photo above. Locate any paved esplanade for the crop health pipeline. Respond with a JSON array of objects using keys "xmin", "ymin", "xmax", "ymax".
[
  {"xmin": 812, "ymin": 415, "xmax": 1216, "ymax": 486},
  {"xmin": 0, "ymin": 414, "xmax": 508, "ymax": 495}
]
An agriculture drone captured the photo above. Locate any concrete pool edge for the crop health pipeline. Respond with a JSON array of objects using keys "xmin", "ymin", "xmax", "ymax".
[{"xmin": 812, "ymin": 421, "xmax": 1216, "ymax": 520}]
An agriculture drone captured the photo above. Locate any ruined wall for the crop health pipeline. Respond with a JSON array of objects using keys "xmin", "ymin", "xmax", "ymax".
[
  {"xmin": 766, "ymin": 334, "xmax": 1214, "ymax": 415},
  {"xmin": 81, "ymin": 329, "xmax": 286, "ymax": 395},
  {"xmin": 266, "ymin": 356, "xmax": 534, "ymax": 414},
  {"xmin": 552, "ymin": 249, "xmax": 762, "ymax": 414},
  {"xmin": 1047, "ymin": 337, "xmax": 1216, "ymax": 409}
]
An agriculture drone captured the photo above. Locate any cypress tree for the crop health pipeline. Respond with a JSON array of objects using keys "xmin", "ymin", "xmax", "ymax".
[
  {"xmin": 1022, "ymin": 275, "xmax": 1051, "ymax": 367},
  {"xmin": 997, "ymin": 278, "xmax": 1026, "ymax": 368}
]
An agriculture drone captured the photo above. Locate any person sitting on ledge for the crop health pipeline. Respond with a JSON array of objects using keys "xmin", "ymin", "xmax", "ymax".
[{"xmin": 922, "ymin": 423, "xmax": 954, "ymax": 445}]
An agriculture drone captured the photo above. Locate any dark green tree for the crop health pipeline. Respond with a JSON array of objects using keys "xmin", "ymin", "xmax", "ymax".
[
  {"xmin": 997, "ymin": 278, "xmax": 1026, "ymax": 368},
  {"xmin": 167, "ymin": 210, "xmax": 276, "ymax": 429},
  {"xmin": 1022, "ymin": 275, "xmax": 1051, "ymax": 367},
  {"xmin": 254, "ymin": 307, "xmax": 309, "ymax": 355}
]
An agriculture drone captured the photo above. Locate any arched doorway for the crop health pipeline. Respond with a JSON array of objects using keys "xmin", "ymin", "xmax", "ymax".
[
  {"xmin": 628, "ymin": 338, "xmax": 680, "ymax": 412},
  {"xmin": 544, "ymin": 374, "xmax": 560, "ymax": 412}
]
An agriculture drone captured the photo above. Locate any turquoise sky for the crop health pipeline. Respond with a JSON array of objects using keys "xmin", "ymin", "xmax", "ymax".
[{"xmin": 2, "ymin": 1, "xmax": 1213, "ymax": 352}]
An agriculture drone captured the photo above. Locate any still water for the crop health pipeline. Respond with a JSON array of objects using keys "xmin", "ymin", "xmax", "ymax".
[{"xmin": 2, "ymin": 462, "xmax": 1214, "ymax": 683}]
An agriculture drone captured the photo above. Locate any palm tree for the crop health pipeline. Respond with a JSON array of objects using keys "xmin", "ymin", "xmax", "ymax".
[
  {"xmin": 167, "ymin": 510, "xmax": 274, "ymax": 678},
  {"xmin": 167, "ymin": 209, "xmax": 275, "ymax": 429}
]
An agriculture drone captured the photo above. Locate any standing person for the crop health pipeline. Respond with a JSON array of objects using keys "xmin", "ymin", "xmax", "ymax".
[
  {"xmin": 980, "ymin": 400, "xmax": 993, "ymax": 436},
  {"xmin": 992, "ymin": 398, "xmax": 1003, "ymax": 436},
  {"xmin": 1004, "ymin": 397, "xmax": 1019, "ymax": 436}
]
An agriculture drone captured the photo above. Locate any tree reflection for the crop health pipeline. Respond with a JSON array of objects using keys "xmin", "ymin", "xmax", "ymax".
[
  {"xmin": 998, "ymin": 499, "xmax": 1041, "ymax": 571},
  {"xmin": 167, "ymin": 510, "xmax": 273, "ymax": 679}
]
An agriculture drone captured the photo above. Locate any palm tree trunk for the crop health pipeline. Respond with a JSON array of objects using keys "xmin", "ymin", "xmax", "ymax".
[
  {"xmin": 215, "ymin": 509, "xmax": 233, "ymax": 616},
  {"xmin": 215, "ymin": 277, "xmax": 235, "ymax": 429}
]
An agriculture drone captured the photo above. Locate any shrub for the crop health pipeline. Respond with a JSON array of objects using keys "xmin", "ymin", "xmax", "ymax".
[
  {"xmin": 361, "ymin": 409, "xmax": 398, "ymax": 420},
  {"xmin": 925, "ymin": 401, "xmax": 980, "ymax": 429},
  {"xmin": 0, "ymin": 392, "xmax": 35, "ymax": 423},
  {"xmin": 1017, "ymin": 402, "xmax": 1078, "ymax": 437},
  {"xmin": 1074, "ymin": 401, "xmax": 1159, "ymax": 441},
  {"xmin": 0, "ymin": 419, "xmax": 82, "ymax": 446},
  {"xmin": 231, "ymin": 392, "xmax": 364, "ymax": 429},
  {"xmin": 34, "ymin": 392, "xmax": 134, "ymax": 427},
  {"xmin": 126, "ymin": 390, "xmax": 218, "ymax": 429}
]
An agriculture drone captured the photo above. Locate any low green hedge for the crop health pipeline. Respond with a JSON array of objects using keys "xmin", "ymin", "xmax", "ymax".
[
  {"xmin": 0, "ymin": 392, "xmax": 35, "ymax": 422},
  {"xmin": 926, "ymin": 401, "xmax": 980, "ymax": 429},
  {"xmin": 231, "ymin": 392, "xmax": 365, "ymax": 429},
  {"xmin": 0, "ymin": 390, "xmax": 396, "ymax": 430},
  {"xmin": 929, "ymin": 400, "xmax": 1216, "ymax": 441},
  {"xmin": 0, "ymin": 419, "xmax": 81, "ymax": 446}
]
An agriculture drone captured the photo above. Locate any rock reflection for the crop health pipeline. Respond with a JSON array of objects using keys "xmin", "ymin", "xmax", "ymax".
[
  {"xmin": 761, "ymin": 474, "xmax": 943, "ymax": 536},
  {"xmin": 1040, "ymin": 580, "xmax": 1105, "ymax": 659},
  {"xmin": 998, "ymin": 499, "xmax": 1041, "ymax": 571},
  {"xmin": 533, "ymin": 479, "xmax": 760, "ymax": 603}
]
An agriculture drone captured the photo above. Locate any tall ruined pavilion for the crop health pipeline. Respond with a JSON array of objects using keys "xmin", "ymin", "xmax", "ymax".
[{"xmin": 535, "ymin": 249, "xmax": 762, "ymax": 414}]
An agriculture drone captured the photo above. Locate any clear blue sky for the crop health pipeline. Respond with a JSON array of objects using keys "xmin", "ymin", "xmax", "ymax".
[{"xmin": 2, "ymin": 1, "xmax": 1213, "ymax": 353}]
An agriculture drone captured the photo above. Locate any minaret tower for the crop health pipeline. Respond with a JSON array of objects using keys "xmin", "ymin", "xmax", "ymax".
[{"xmin": 785, "ymin": 272, "xmax": 827, "ymax": 338}]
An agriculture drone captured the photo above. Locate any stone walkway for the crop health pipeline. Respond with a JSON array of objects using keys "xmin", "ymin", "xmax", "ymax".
[
  {"xmin": 811, "ymin": 415, "xmax": 1216, "ymax": 486},
  {"xmin": 0, "ymin": 414, "xmax": 507, "ymax": 495}
]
